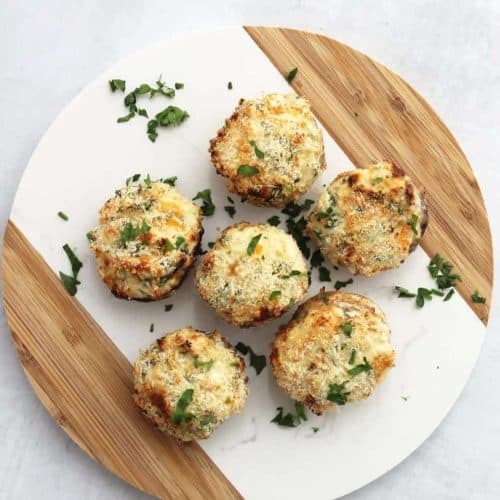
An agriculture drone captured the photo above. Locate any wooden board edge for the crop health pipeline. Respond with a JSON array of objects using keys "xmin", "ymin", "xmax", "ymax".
[
  {"xmin": 2, "ymin": 220, "xmax": 242, "ymax": 500},
  {"xmin": 244, "ymin": 26, "xmax": 493, "ymax": 325}
]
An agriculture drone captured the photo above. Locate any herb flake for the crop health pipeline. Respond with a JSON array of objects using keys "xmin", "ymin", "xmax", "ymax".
[{"xmin": 235, "ymin": 342, "xmax": 266, "ymax": 375}]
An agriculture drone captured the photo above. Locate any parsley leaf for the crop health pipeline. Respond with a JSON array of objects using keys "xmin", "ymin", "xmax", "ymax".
[
  {"xmin": 416, "ymin": 287, "xmax": 433, "ymax": 308},
  {"xmin": 444, "ymin": 288, "xmax": 455, "ymax": 301},
  {"xmin": 235, "ymin": 342, "xmax": 266, "ymax": 375},
  {"xmin": 193, "ymin": 355, "xmax": 214, "ymax": 370},
  {"xmin": 63, "ymin": 244, "xmax": 83, "ymax": 277},
  {"xmin": 348, "ymin": 356, "xmax": 372, "ymax": 376},
  {"xmin": 269, "ymin": 290, "xmax": 282, "ymax": 300},
  {"xmin": 164, "ymin": 304, "xmax": 173, "ymax": 312},
  {"xmin": 349, "ymin": 349, "xmax": 356, "ymax": 365},
  {"xmin": 57, "ymin": 211, "xmax": 68, "ymax": 221},
  {"xmin": 286, "ymin": 67, "xmax": 298, "ymax": 83},
  {"xmin": 237, "ymin": 165, "xmax": 259, "ymax": 177},
  {"xmin": 149, "ymin": 323, "xmax": 154, "ymax": 333},
  {"xmin": 267, "ymin": 215, "xmax": 281, "ymax": 226},
  {"xmin": 59, "ymin": 272, "xmax": 79, "ymax": 296},
  {"xmin": 281, "ymin": 270, "xmax": 305, "ymax": 279},
  {"xmin": 207, "ymin": 241, "xmax": 215, "ymax": 249},
  {"xmin": 117, "ymin": 111, "xmax": 135, "ymax": 123},
  {"xmin": 318, "ymin": 266, "xmax": 331, "ymax": 281},
  {"xmin": 428, "ymin": 254, "xmax": 462, "ymax": 289},
  {"xmin": 171, "ymin": 389, "xmax": 195, "ymax": 427},
  {"xmin": 163, "ymin": 239, "xmax": 175, "ymax": 252},
  {"xmin": 193, "ymin": 189, "xmax": 215, "ymax": 216},
  {"xmin": 175, "ymin": 82, "xmax": 184, "ymax": 90},
  {"xmin": 200, "ymin": 413, "xmax": 214, "ymax": 426},
  {"xmin": 162, "ymin": 176, "xmax": 177, "ymax": 186},
  {"xmin": 312, "ymin": 427, "xmax": 319, "ymax": 433},
  {"xmin": 249, "ymin": 140, "xmax": 265, "ymax": 159},
  {"xmin": 155, "ymin": 105, "xmax": 189, "ymax": 127},
  {"xmin": 59, "ymin": 244, "xmax": 83, "ymax": 296},
  {"xmin": 310, "ymin": 249, "xmax": 324, "ymax": 268},
  {"xmin": 471, "ymin": 291, "xmax": 486, "ymax": 304},
  {"xmin": 327, "ymin": 382, "xmax": 349, "ymax": 405},
  {"xmin": 126, "ymin": 173, "xmax": 141, "ymax": 185},
  {"xmin": 109, "ymin": 79, "xmax": 126, "ymax": 92},
  {"xmin": 340, "ymin": 321, "xmax": 353, "ymax": 337},
  {"xmin": 394, "ymin": 286, "xmax": 416, "ymax": 298},
  {"xmin": 247, "ymin": 234, "xmax": 262, "ymax": 255},
  {"xmin": 271, "ymin": 401, "xmax": 308, "ymax": 427},
  {"xmin": 224, "ymin": 205, "xmax": 236, "ymax": 218},
  {"xmin": 147, "ymin": 119, "xmax": 158, "ymax": 142},
  {"xmin": 119, "ymin": 220, "xmax": 150, "ymax": 246},
  {"xmin": 334, "ymin": 278, "xmax": 353, "ymax": 290},
  {"xmin": 408, "ymin": 214, "xmax": 419, "ymax": 235},
  {"xmin": 175, "ymin": 236, "xmax": 186, "ymax": 249}
]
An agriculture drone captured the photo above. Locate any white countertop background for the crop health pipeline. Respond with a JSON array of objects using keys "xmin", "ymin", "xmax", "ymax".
[{"xmin": 0, "ymin": 1, "xmax": 499, "ymax": 499}]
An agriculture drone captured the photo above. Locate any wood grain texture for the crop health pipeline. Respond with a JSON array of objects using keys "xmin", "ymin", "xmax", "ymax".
[
  {"xmin": 245, "ymin": 27, "xmax": 493, "ymax": 324},
  {"xmin": 2, "ymin": 220, "xmax": 241, "ymax": 500}
]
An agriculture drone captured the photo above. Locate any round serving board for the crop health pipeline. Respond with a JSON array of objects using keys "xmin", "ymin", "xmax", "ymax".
[{"xmin": 2, "ymin": 27, "xmax": 493, "ymax": 499}]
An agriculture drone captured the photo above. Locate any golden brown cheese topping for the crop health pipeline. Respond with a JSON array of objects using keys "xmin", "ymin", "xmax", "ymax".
[
  {"xmin": 209, "ymin": 93, "xmax": 326, "ymax": 207},
  {"xmin": 195, "ymin": 222, "xmax": 309, "ymax": 328},
  {"xmin": 134, "ymin": 327, "xmax": 248, "ymax": 441},
  {"xmin": 271, "ymin": 290, "xmax": 395, "ymax": 415},
  {"xmin": 88, "ymin": 180, "xmax": 202, "ymax": 300},
  {"xmin": 307, "ymin": 161, "xmax": 427, "ymax": 276}
]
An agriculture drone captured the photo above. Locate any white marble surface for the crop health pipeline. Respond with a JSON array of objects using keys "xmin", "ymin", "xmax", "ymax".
[{"xmin": 0, "ymin": 1, "xmax": 499, "ymax": 499}]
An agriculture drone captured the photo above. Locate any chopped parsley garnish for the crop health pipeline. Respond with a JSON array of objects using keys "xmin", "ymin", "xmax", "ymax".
[
  {"xmin": 237, "ymin": 165, "xmax": 259, "ymax": 177},
  {"xmin": 281, "ymin": 200, "xmax": 314, "ymax": 259},
  {"xmin": 174, "ymin": 82, "xmax": 184, "ymax": 89},
  {"xmin": 431, "ymin": 289, "xmax": 445, "ymax": 297},
  {"xmin": 156, "ymin": 105, "xmax": 189, "ymax": 125},
  {"xmin": 171, "ymin": 389, "xmax": 195, "ymax": 427},
  {"xmin": 249, "ymin": 140, "xmax": 265, "ymax": 159},
  {"xmin": 318, "ymin": 266, "xmax": 331, "ymax": 281},
  {"xmin": 310, "ymin": 249, "xmax": 324, "ymax": 268},
  {"xmin": 340, "ymin": 321, "xmax": 353, "ymax": 337},
  {"xmin": 60, "ymin": 242, "xmax": 83, "ymax": 294},
  {"xmin": 334, "ymin": 278, "xmax": 353, "ymax": 290},
  {"xmin": 227, "ymin": 81, "xmax": 233, "ymax": 90},
  {"xmin": 163, "ymin": 239, "xmax": 175, "ymax": 251},
  {"xmin": 162, "ymin": 176, "xmax": 177, "ymax": 186},
  {"xmin": 119, "ymin": 220, "xmax": 150, "ymax": 246},
  {"xmin": 86, "ymin": 231, "xmax": 95, "ymax": 242},
  {"xmin": 416, "ymin": 287, "xmax": 433, "ymax": 308},
  {"xmin": 401, "ymin": 395, "xmax": 409, "ymax": 401},
  {"xmin": 235, "ymin": 342, "xmax": 266, "ymax": 375},
  {"xmin": 319, "ymin": 292, "xmax": 329, "ymax": 304},
  {"xmin": 164, "ymin": 304, "xmax": 173, "ymax": 312},
  {"xmin": 312, "ymin": 427, "xmax": 319, "ymax": 433},
  {"xmin": 149, "ymin": 323, "xmax": 154, "ymax": 332},
  {"xmin": 193, "ymin": 189, "xmax": 215, "ymax": 216},
  {"xmin": 349, "ymin": 349, "xmax": 356, "ymax": 365},
  {"xmin": 193, "ymin": 355, "xmax": 214, "ymax": 370},
  {"xmin": 200, "ymin": 413, "xmax": 214, "ymax": 426},
  {"xmin": 286, "ymin": 67, "xmax": 298, "ymax": 83},
  {"xmin": 126, "ymin": 173, "xmax": 141, "ymax": 185},
  {"xmin": 327, "ymin": 382, "xmax": 349, "ymax": 405},
  {"xmin": 144, "ymin": 173, "xmax": 152, "ymax": 187},
  {"xmin": 109, "ymin": 79, "xmax": 126, "ymax": 92},
  {"xmin": 269, "ymin": 290, "xmax": 282, "ymax": 300},
  {"xmin": 175, "ymin": 236, "xmax": 186, "ymax": 249},
  {"xmin": 224, "ymin": 205, "xmax": 236, "ymax": 218},
  {"xmin": 63, "ymin": 244, "xmax": 82, "ymax": 277},
  {"xmin": 247, "ymin": 234, "xmax": 262, "ymax": 255},
  {"xmin": 271, "ymin": 401, "xmax": 308, "ymax": 427},
  {"xmin": 281, "ymin": 270, "xmax": 305, "ymax": 279},
  {"xmin": 471, "ymin": 291, "xmax": 486, "ymax": 304},
  {"xmin": 57, "ymin": 211, "xmax": 68, "ymax": 221},
  {"xmin": 444, "ymin": 288, "xmax": 455, "ymax": 301},
  {"xmin": 207, "ymin": 241, "xmax": 215, "ymax": 249},
  {"xmin": 408, "ymin": 214, "xmax": 419, "ymax": 235},
  {"xmin": 267, "ymin": 215, "xmax": 281, "ymax": 226},
  {"xmin": 428, "ymin": 254, "xmax": 462, "ymax": 289},
  {"xmin": 348, "ymin": 356, "xmax": 372, "ymax": 376},
  {"xmin": 117, "ymin": 111, "xmax": 135, "ymax": 123},
  {"xmin": 394, "ymin": 286, "xmax": 416, "ymax": 298}
]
